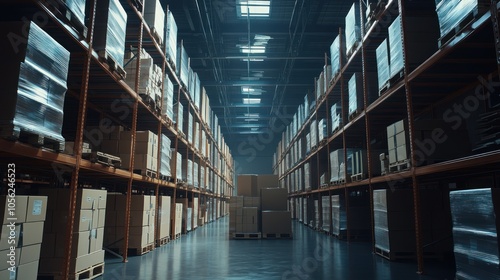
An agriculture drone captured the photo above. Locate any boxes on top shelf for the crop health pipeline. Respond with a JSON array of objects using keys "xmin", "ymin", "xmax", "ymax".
[
  {"xmin": 345, "ymin": 2, "xmax": 361, "ymax": 56},
  {"xmin": 162, "ymin": 75, "xmax": 175, "ymax": 122},
  {"xmin": 177, "ymin": 44, "xmax": 189, "ymax": 87},
  {"xmin": 94, "ymin": 0, "xmax": 127, "ymax": 68},
  {"xmin": 316, "ymin": 71, "xmax": 325, "ymax": 101},
  {"xmin": 376, "ymin": 39, "xmax": 390, "ymax": 93},
  {"xmin": 330, "ymin": 34, "xmax": 346, "ymax": 82},
  {"xmin": 160, "ymin": 134, "xmax": 172, "ymax": 177},
  {"xmin": 165, "ymin": 9, "xmax": 178, "ymax": 66},
  {"xmin": 124, "ymin": 49, "xmax": 162, "ymax": 106},
  {"xmin": 348, "ymin": 72, "xmax": 363, "ymax": 117},
  {"xmin": 144, "ymin": 0, "xmax": 165, "ymax": 44}
]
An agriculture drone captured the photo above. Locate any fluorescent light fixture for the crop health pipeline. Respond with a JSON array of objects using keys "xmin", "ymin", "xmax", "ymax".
[
  {"xmin": 242, "ymin": 86, "xmax": 262, "ymax": 95},
  {"xmin": 244, "ymin": 113, "xmax": 260, "ymax": 117},
  {"xmin": 245, "ymin": 118, "xmax": 259, "ymax": 122},
  {"xmin": 242, "ymin": 86, "xmax": 255, "ymax": 92},
  {"xmin": 251, "ymin": 128, "xmax": 259, "ymax": 131},
  {"xmin": 240, "ymin": 46, "xmax": 266, "ymax": 54},
  {"xmin": 241, "ymin": 58, "xmax": 264, "ymax": 62},
  {"xmin": 238, "ymin": 0, "xmax": 270, "ymax": 17},
  {"xmin": 243, "ymin": 98, "xmax": 261, "ymax": 104}
]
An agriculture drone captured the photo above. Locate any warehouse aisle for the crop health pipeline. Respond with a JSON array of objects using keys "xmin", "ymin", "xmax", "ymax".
[{"xmin": 99, "ymin": 217, "xmax": 455, "ymax": 280}]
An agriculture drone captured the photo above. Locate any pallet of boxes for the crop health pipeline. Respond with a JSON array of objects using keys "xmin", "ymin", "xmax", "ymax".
[
  {"xmin": 0, "ymin": 195, "xmax": 47, "ymax": 280},
  {"xmin": 229, "ymin": 175, "xmax": 292, "ymax": 239},
  {"xmin": 39, "ymin": 189, "xmax": 106, "ymax": 279}
]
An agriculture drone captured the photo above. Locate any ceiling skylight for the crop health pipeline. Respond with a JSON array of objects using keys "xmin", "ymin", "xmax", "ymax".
[
  {"xmin": 243, "ymin": 98, "xmax": 261, "ymax": 104},
  {"xmin": 238, "ymin": 0, "xmax": 271, "ymax": 18}
]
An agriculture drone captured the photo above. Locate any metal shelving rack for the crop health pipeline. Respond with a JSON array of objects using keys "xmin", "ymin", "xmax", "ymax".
[
  {"xmin": 0, "ymin": 0, "xmax": 234, "ymax": 278},
  {"xmin": 275, "ymin": 0, "xmax": 500, "ymax": 274}
]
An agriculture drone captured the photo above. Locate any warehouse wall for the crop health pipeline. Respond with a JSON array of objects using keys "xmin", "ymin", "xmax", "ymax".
[{"xmin": 234, "ymin": 155, "xmax": 273, "ymax": 175}]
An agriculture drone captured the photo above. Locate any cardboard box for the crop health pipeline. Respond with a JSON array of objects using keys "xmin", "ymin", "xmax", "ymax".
[
  {"xmin": 0, "ymin": 195, "xmax": 28, "ymax": 225},
  {"xmin": 262, "ymin": 211, "xmax": 292, "ymax": 234},
  {"xmin": 14, "ymin": 260, "xmax": 39, "ymax": 280},
  {"xmin": 237, "ymin": 175, "xmax": 257, "ymax": 196},
  {"xmin": 72, "ymin": 231, "xmax": 90, "ymax": 257},
  {"xmin": 0, "ymin": 247, "xmax": 20, "ymax": 270},
  {"xmin": 20, "ymin": 222, "xmax": 44, "ymax": 247},
  {"xmin": 131, "ymin": 195, "xmax": 155, "ymax": 211},
  {"xmin": 130, "ymin": 211, "xmax": 150, "ymax": 227},
  {"xmin": 114, "ymin": 194, "xmax": 127, "ymax": 211},
  {"xmin": 91, "ymin": 228, "xmax": 104, "ymax": 253},
  {"xmin": 54, "ymin": 209, "xmax": 98, "ymax": 232},
  {"xmin": 19, "ymin": 243, "xmax": 41, "ymax": 265},
  {"xmin": 261, "ymin": 188, "xmax": 288, "ymax": 211},
  {"xmin": 243, "ymin": 197, "xmax": 260, "ymax": 208},
  {"xmin": 257, "ymin": 175, "xmax": 279, "ymax": 189},
  {"xmin": 57, "ymin": 189, "xmax": 107, "ymax": 210},
  {"xmin": 395, "ymin": 131, "xmax": 406, "ymax": 147},
  {"xmin": 129, "ymin": 226, "xmax": 151, "ymax": 248},
  {"xmin": 97, "ymin": 209, "xmax": 106, "ymax": 228}
]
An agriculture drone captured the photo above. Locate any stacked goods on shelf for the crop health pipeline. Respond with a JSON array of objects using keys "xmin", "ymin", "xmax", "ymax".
[
  {"xmin": 318, "ymin": 119, "xmax": 327, "ymax": 142},
  {"xmin": 261, "ymin": 188, "xmax": 292, "ymax": 238},
  {"xmin": 201, "ymin": 130, "xmax": 207, "ymax": 156},
  {"xmin": 187, "ymin": 207, "xmax": 192, "ymax": 231},
  {"xmin": 94, "ymin": 0, "xmax": 127, "ymax": 69},
  {"xmin": 304, "ymin": 95, "xmax": 310, "ymax": 118},
  {"xmin": 194, "ymin": 122, "xmax": 200, "ymax": 151},
  {"xmin": 191, "ymin": 197, "xmax": 199, "ymax": 229},
  {"xmin": 124, "ymin": 49, "xmax": 162, "ymax": 108},
  {"xmin": 388, "ymin": 15, "xmax": 438, "ymax": 80},
  {"xmin": 160, "ymin": 134, "xmax": 172, "ymax": 178},
  {"xmin": 120, "ymin": 130, "xmax": 159, "ymax": 176},
  {"xmin": 173, "ymin": 102, "xmax": 183, "ymax": 130},
  {"xmin": 177, "ymin": 44, "xmax": 189, "ymax": 87},
  {"xmin": 304, "ymin": 163, "xmax": 311, "ymax": 191},
  {"xmin": 40, "ymin": 189, "xmax": 106, "ymax": 276},
  {"xmin": 194, "ymin": 76, "xmax": 201, "ymax": 110},
  {"xmin": 324, "ymin": 65, "xmax": 333, "ymax": 92},
  {"xmin": 200, "ymin": 165, "xmax": 205, "ymax": 189},
  {"xmin": 303, "ymin": 197, "xmax": 308, "ymax": 225},
  {"xmin": 330, "ymin": 149, "xmax": 354, "ymax": 183},
  {"xmin": 64, "ymin": 0, "xmax": 86, "ymax": 29},
  {"xmin": 0, "ymin": 22, "xmax": 70, "ymax": 152},
  {"xmin": 0, "ymin": 196, "xmax": 47, "ymax": 280},
  {"xmin": 435, "ymin": 0, "xmax": 489, "ymax": 45},
  {"xmin": 193, "ymin": 162, "xmax": 199, "ymax": 188},
  {"xmin": 386, "ymin": 119, "xmax": 410, "ymax": 171},
  {"xmin": 200, "ymin": 90, "xmax": 211, "ymax": 127},
  {"xmin": 170, "ymin": 150, "xmax": 182, "ymax": 181},
  {"xmin": 174, "ymin": 203, "xmax": 183, "ymax": 237},
  {"xmin": 348, "ymin": 72, "xmax": 363, "ymax": 117},
  {"xmin": 182, "ymin": 159, "xmax": 193, "ymax": 186},
  {"xmin": 158, "ymin": 196, "xmax": 171, "ymax": 244},
  {"xmin": 316, "ymin": 71, "xmax": 325, "ymax": 101},
  {"xmin": 330, "ymin": 34, "xmax": 346, "ymax": 81},
  {"xmin": 351, "ymin": 149, "xmax": 368, "ymax": 180},
  {"xmin": 331, "ymin": 103, "xmax": 342, "ymax": 133},
  {"xmin": 450, "ymin": 188, "xmax": 500, "ymax": 279},
  {"xmin": 310, "ymin": 120, "xmax": 318, "ymax": 149},
  {"xmin": 298, "ymin": 198, "xmax": 303, "ymax": 222},
  {"xmin": 345, "ymin": 2, "xmax": 361, "ymax": 57},
  {"xmin": 162, "ymin": 75, "xmax": 175, "ymax": 121},
  {"xmin": 321, "ymin": 196, "xmax": 331, "ymax": 232},
  {"xmin": 164, "ymin": 9, "xmax": 177, "ymax": 66},
  {"xmin": 331, "ymin": 194, "xmax": 346, "ymax": 237},
  {"xmin": 306, "ymin": 133, "xmax": 311, "ymax": 154},
  {"xmin": 184, "ymin": 111, "xmax": 193, "ymax": 144},
  {"xmin": 314, "ymin": 199, "xmax": 320, "ymax": 229},
  {"xmin": 376, "ymin": 39, "xmax": 390, "ymax": 93},
  {"xmin": 188, "ymin": 68, "xmax": 196, "ymax": 102},
  {"xmin": 144, "ymin": 0, "xmax": 165, "ymax": 44},
  {"xmin": 175, "ymin": 199, "xmax": 188, "ymax": 233}
]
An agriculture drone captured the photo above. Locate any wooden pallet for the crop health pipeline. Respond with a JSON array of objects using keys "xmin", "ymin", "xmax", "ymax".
[
  {"xmin": 378, "ymin": 81, "xmax": 390, "ymax": 95},
  {"xmin": 158, "ymin": 236, "xmax": 170, "ymax": 246},
  {"xmin": 140, "ymin": 93, "xmax": 157, "ymax": 112},
  {"xmin": 39, "ymin": 262, "xmax": 105, "ymax": 280},
  {"xmin": 0, "ymin": 124, "xmax": 65, "ymax": 152},
  {"xmin": 41, "ymin": 0, "xmax": 88, "ymax": 38},
  {"xmin": 231, "ymin": 232, "xmax": 261, "ymax": 239},
  {"xmin": 351, "ymin": 173, "xmax": 366, "ymax": 182},
  {"xmin": 98, "ymin": 50, "xmax": 126, "ymax": 79},
  {"xmin": 389, "ymin": 69, "xmax": 404, "ymax": 86},
  {"xmin": 438, "ymin": 4, "xmax": 489, "ymax": 48},
  {"xmin": 346, "ymin": 41, "xmax": 361, "ymax": 59},
  {"xmin": 263, "ymin": 233, "xmax": 293, "ymax": 239},
  {"xmin": 128, "ymin": 243, "xmax": 154, "ymax": 256},
  {"xmin": 149, "ymin": 27, "xmax": 163, "ymax": 46},
  {"xmin": 173, "ymin": 233, "xmax": 182, "ymax": 240},
  {"xmin": 365, "ymin": 1, "xmax": 386, "ymax": 30},
  {"xmin": 86, "ymin": 151, "xmax": 121, "ymax": 167},
  {"xmin": 388, "ymin": 159, "xmax": 411, "ymax": 173},
  {"xmin": 348, "ymin": 109, "xmax": 361, "ymax": 121},
  {"xmin": 134, "ymin": 168, "xmax": 157, "ymax": 178}
]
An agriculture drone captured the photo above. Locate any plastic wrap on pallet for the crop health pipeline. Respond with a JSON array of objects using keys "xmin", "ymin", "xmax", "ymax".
[
  {"xmin": 185, "ymin": 159, "xmax": 193, "ymax": 185},
  {"xmin": 305, "ymin": 133, "xmax": 311, "ymax": 154},
  {"xmin": 163, "ymin": 75, "xmax": 174, "ymax": 121},
  {"xmin": 314, "ymin": 200, "xmax": 320, "ymax": 229},
  {"xmin": 144, "ymin": 0, "xmax": 165, "ymax": 44},
  {"xmin": 435, "ymin": 0, "xmax": 488, "ymax": 39},
  {"xmin": 304, "ymin": 162, "xmax": 311, "ymax": 190},
  {"xmin": 184, "ymin": 112, "xmax": 193, "ymax": 144},
  {"xmin": 330, "ymin": 103, "xmax": 342, "ymax": 133},
  {"xmin": 388, "ymin": 16, "xmax": 403, "ymax": 79},
  {"xmin": 345, "ymin": 2, "xmax": 361, "ymax": 55},
  {"xmin": 321, "ymin": 196, "xmax": 330, "ymax": 232},
  {"xmin": 330, "ymin": 34, "xmax": 346, "ymax": 80},
  {"xmin": 329, "ymin": 149, "xmax": 343, "ymax": 182},
  {"xmin": 193, "ymin": 162, "xmax": 199, "ymax": 188},
  {"xmin": 348, "ymin": 73, "xmax": 363, "ymax": 116},
  {"xmin": 176, "ymin": 44, "xmax": 189, "ymax": 87},
  {"xmin": 165, "ymin": 9, "xmax": 177, "ymax": 66},
  {"xmin": 194, "ymin": 122, "xmax": 200, "ymax": 151},
  {"xmin": 0, "ymin": 22, "xmax": 70, "ymax": 144},
  {"xmin": 303, "ymin": 198, "xmax": 308, "ymax": 225},
  {"xmin": 173, "ymin": 102, "xmax": 183, "ymax": 126},
  {"xmin": 324, "ymin": 65, "xmax": 332, "ymax": 93},
  {"xmin": 194, "ymin": 73, "xmax": 201, "ymax": 109},
  {"xmin": 201, "ymin": 130, "xmax": 206, "ymax": 156},
  {"xmin": 376, "ymin": 39, "xmax": 390, "ymax": 93},
  {"xmin": 65, "ymin": 0, "xmax": 86, "ymax": 27},
  {"xmin": 95, "ymin": 0, "xmax": 127, "ymax": 67},
  {"xmin": 450, "ymin": 188, "xmax": 500, "ymax": 279},
  {"xmin": 351, "ymin": 149, "xmax": 368, "ymax": 176},
  {"xmin": 200, "ymin": 166, "xmax": 205, "ymax": 188},
  {"xmin": 332, "ymin": 195, "xmax": 347, "ymax": 236},
  {"xmin": 310, "ymin": 120, "xmax": 318, "ymax": 149},
  {"xmin": 316, "ymin": 71, "xmax": 325, "ymax": 101},
  {"xmin": 188, "ymin": 67, "xmax": 195, "ymax": 101},
  {"xmin": 160, "ymin": 134, "xmax": 172, "ymax": 177}
]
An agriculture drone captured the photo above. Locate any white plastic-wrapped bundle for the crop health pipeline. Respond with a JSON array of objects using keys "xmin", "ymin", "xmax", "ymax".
[
  {"xmin": 66, "ymin": 0, "xmax": 86, "ymax": 28},
  {"xmin": 323, "ymin": 65, "xmax": 332, "ymax": 93},
  {"xmin": 310, "ymin": 120, "xmax": 318, "ymax": 149},
  {"xmin": 329, "ymin": 149, "xmax": 344, "ymax": 182},
  {"xmin": 0, "ymin": 21, "xmax": 70, "ymax": 151},
  {"xmin": 389, "ymin": 16, "xmax": 403, "ymax": 79},
  {"xmin": 183, "ymin": 112, "xmax": 193, "ymax": 143},
  {"xmin": 345, "ymin": 2, "xmax": 361, "ymax": 56},
  {"xmin": 376, "ymin": 39, "xmax": 390, "ymax": 92},
  {"xmin": 160, "ymin": 134, "xmax": 172, "ymax": 177},
  {"xmin": 176, "ymin": 44, "xmax": 189, "ymax": 87},
  {"xmin": 201, "ymin": 130, "xmax": 206, "ymax": 156},
  {"xmin": 450, "ymin": 188, "xmax": 500, "ymax": 280},
  {"xmin": 144, "ymin": 0, "xmax": 165, "ymax": 44},
  {"xmin": 200, "ymin": 166, "xmax": 205, "ymax": 188},
  {"xmin": 304, "ymin": 94, "xmax": 309, "ymax": 118},
  {"xmin": 331, "ymin": 195, "xmax": 347, "ymax": 236},
  {"xmin": 165, "ymin": 9, "xmax": 177, "ymax": 65},
  {"xmin": 351, "ymin": 149, "xmax": 368, "ymax": 176},
  {"xmin": 162, "ymin": 75, "xmax": 174, "ymax": 121},
  {"xmin": 173, "ymin": 102, "xmax": 183, "ymax": 127},
  {"xmin": 330, "ymin": 34, "xmax": 346, "ymax": 80},
  {"xmin": 188, "ymin": 67, "xmax": 195, "ymax": 101},
  {"xmin": 318, "ymin": 119, "xmax": 327, "ymax": 141},
  {"xmin": 330, "ymin": 103, "xmax": 342, "ymax": 132},
  {"xmin": 194, "ymin": 122, "xmax": 200, "ymax": 150},
  {"xmin": 185, "ymin": 159, "xmax": 193, "ymax": 185},
  {"xmin": 322, "ymin": 196, "xmax": 331, "ymax": 232},
  {"xmin": 306, "ymin": 133, "xmax": 311, "ymax": 154},
  {"xmin": 314, "ymin": 200, "xmax": 320, "ymax": 229},
  {"xmin": 170, "ymin": 150, "xmax": 182, "ymax": 179},
  {"xmin": 94, "ymin": 0, "xmax": 127, "ymax": 67},
  {"xmin": 348, "ymin": 72, "xmax": 363, "ymax": 116},
  {"xmin": 303, "ymin": 197, "xmax": 308, "ymax": 225},
  {"xmin": 194, "ymin": 73, "xmax": 201, "ymax": 109},
  {"xmin": 436, "ymin": 0, "xmax": 489, "ymax": 39},
  {"xmin": 304, "ymin": 162, "xmax": 311, "ymax": 190},
  {"xmin": 193, "ymin": 162, "xmax": 199, "ymax": 188},
  {"xmin": 316, "ymin": 71, "xmax": 325, "ymax": 100}
]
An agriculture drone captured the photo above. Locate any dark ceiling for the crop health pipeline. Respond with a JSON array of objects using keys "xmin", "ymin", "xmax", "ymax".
[{"xmin": 164, "ymin": 0, "xmax": 353, "ymax": 151}]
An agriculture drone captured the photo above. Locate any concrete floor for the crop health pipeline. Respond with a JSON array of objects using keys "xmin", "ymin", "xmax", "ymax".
[{"xmin": 99, "ymin": 217, "xmax": 456, "ymax": 280}]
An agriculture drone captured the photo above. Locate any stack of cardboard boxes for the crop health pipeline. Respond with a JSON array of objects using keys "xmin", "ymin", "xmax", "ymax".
[
  {"xmin": 158, "ymin": 196, "xmax": 171, "ymax": 244},
  {"xmin": 39, "ymin": 189, "xmax": 106, "ymax": 277},
  {"xmin": 120, "ymin": 131, "xmax": 159, "ymax": 174},
  {"xmin": 230, "ymin": 175, "xmax": 292, "ymax": 238},
  {"xmin": 0, "ymin": 195, "xmax": 47, "ymax": 280},
  {"xmin": 387, "ymin": 119, "xmax": 409, "ymax": 168},
  {"xmin": 174, "ymin": 203, "xmax": 183, "ymax": 237}
]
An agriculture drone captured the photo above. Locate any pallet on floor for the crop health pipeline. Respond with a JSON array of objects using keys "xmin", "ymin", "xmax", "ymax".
[
  {"xmin": 38, "ymin": 262, "xmax": 104, "ymax": 280},
  {"xmin": 158, "ymin": 236, "xmax": 170, "ymax": 246},
  {"xmin": 128, "ymin": 243, "xmax": 154, "ymax": 256},
  {"xmin": 375, "ymin": 247, "xmax": 417, "ymax": 261},
  {"xmin": 231, "ymin": 232, "xmax": 261, "ymax": 239},
  {"xmin": 173, "ymin": 233, "xmax": 182, "ymax": 240},
  {"xmin": 388, "ymin": 159, "xmax": 411, "ymax": 173},
  {"xmin": 97, "ymin": 50, "xmax": 126, "ymax": 79},
  {"xmin": 262, "ymin": 233, "xmax": 293, "ymax": 239},
  {"xmin": 0, "ymin": 124, "xmax": 65, "ymax": 152}
]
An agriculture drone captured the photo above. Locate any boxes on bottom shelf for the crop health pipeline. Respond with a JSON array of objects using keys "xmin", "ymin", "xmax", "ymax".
[
  {"xmin": 0, "ymin": 260, "xmax": 39, "ymax": 280},
  {"xmin": 39, "ymin": 250, "xmax": 104, "ymax": 276},
  {"xmin": 262, "ymin": 211, "xmax": 292, "ymax": 235}
]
